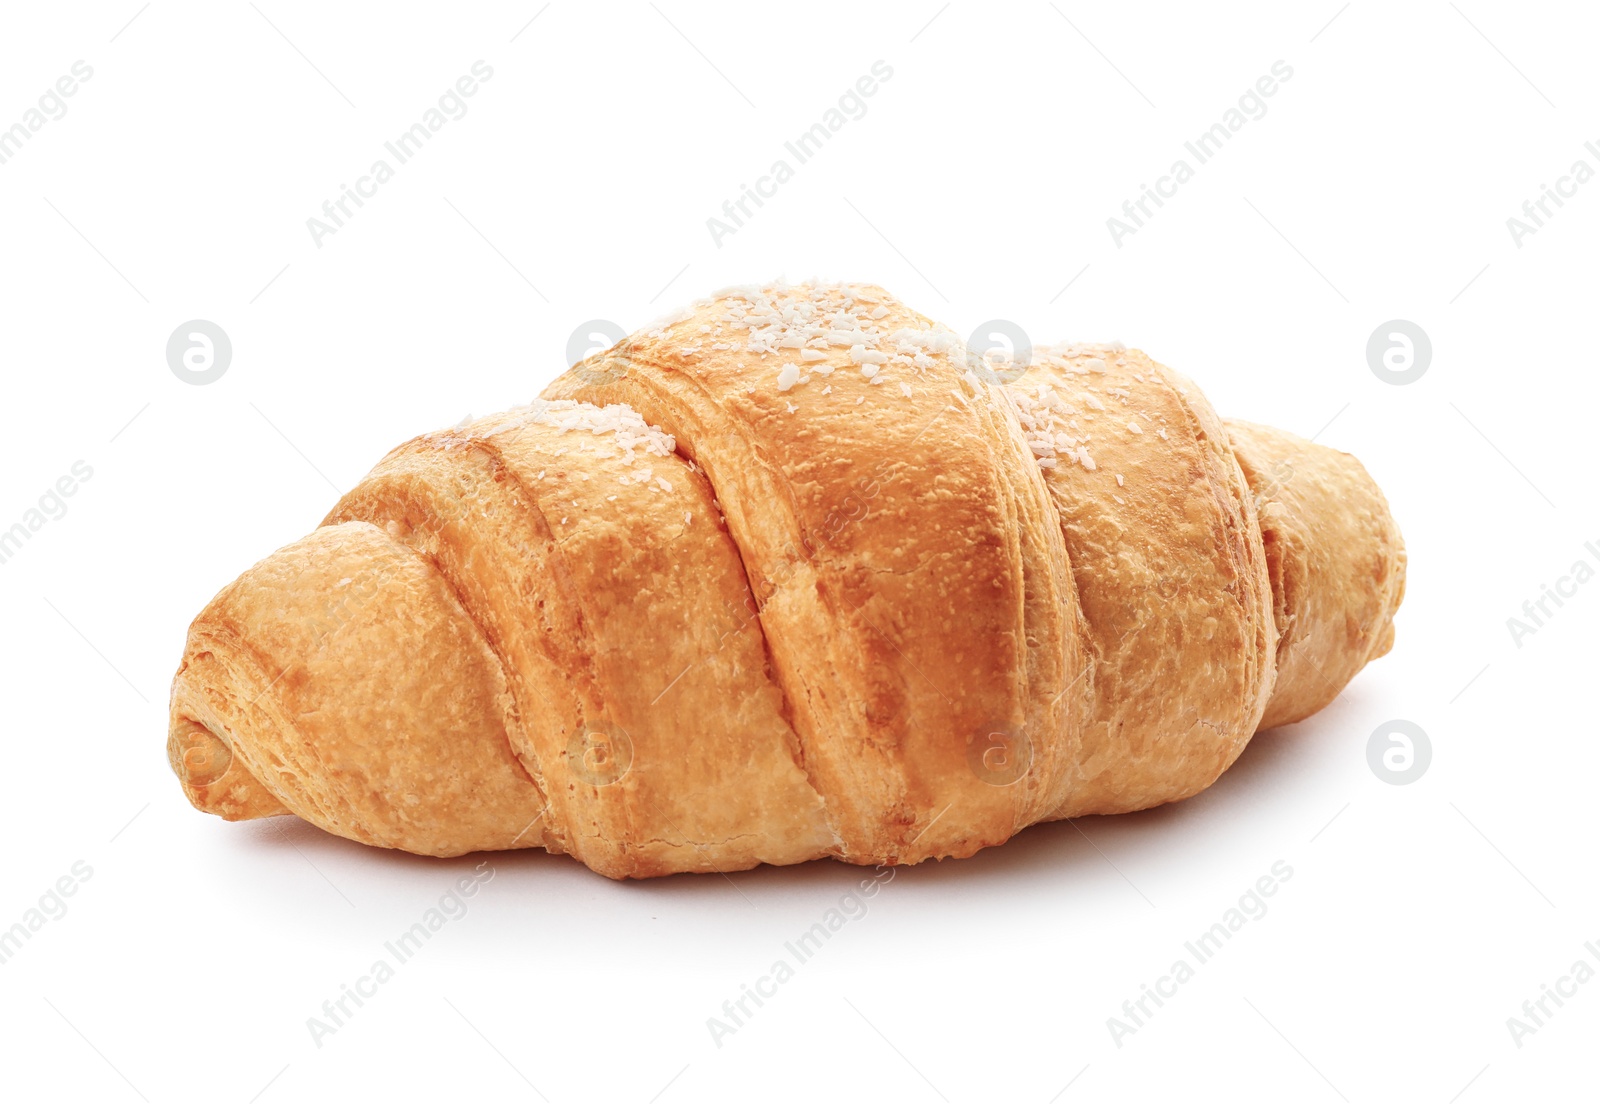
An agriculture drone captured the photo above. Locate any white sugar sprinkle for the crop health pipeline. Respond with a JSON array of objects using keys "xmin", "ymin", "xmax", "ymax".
[{"xmin": 490, "ymin": 399, "xmax": 675, "ymax": 462}]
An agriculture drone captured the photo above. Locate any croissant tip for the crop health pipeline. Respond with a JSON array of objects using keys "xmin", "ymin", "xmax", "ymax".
[{"xmin": 168, "ymin": 714, "xmax": 288, "ymax": 822}]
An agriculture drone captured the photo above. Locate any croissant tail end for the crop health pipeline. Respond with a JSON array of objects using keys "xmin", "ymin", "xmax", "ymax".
[
  {"xmin": 1226, "ymin": 419, "xmax": 1406, "ymax": 732},
  {"xmin": 167, "ymin": 714, "xmax": 290, "ymax": 821}
]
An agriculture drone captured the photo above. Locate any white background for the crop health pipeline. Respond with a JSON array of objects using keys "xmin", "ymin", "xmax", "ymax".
[{"xmin": 0, "ymin": 2, "xmax": 1594, "ymax": 1104}]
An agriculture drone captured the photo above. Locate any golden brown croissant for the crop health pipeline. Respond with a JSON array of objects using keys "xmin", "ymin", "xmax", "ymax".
[{"xmin": 167, "ymin": 282, "xmax": 1405, "ymax": 877}]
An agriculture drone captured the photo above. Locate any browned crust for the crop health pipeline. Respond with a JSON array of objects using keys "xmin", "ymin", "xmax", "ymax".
[
  {"xmin": 543, "ymin": 285, "xmax": 1080, "ymax": 863},
  {"xmin": 166, "ymin": 283, "xmax": 1403, "ymax": 876},
  {"xmin": 1226, "ymin": 419, "xmax": 1406, "ymax": 730},
  {"xmin": 169, "ymin": 522, "xmax": 548, "ymax": 856},
  {"xmin": 1004, "ymin": 346, "xmax": 1275, "ymax": 817}
]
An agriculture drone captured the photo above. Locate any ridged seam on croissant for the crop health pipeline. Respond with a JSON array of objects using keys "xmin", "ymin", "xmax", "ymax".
[{"xmin": 167, "ymin": 282, "xmax": 1405, "ymax": 878}]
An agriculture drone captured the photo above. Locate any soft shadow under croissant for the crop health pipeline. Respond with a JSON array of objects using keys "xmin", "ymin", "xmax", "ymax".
[{"xmin": 167, "ymin": 282, "xmax": 1405, "ymax": 878}]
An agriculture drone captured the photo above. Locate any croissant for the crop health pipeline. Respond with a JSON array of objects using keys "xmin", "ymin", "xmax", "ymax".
[{"xmin": 167, "ymin": 282, "xmax": 1404, "ymax": 878}]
